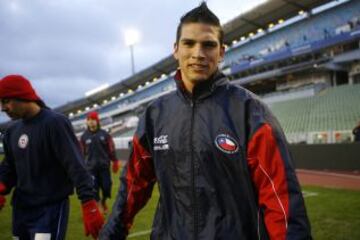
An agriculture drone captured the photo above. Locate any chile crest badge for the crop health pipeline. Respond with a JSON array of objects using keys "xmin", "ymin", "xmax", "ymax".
[{"xmin": 215, "ymin": 134, "xmax": 239, "ymax": 154}]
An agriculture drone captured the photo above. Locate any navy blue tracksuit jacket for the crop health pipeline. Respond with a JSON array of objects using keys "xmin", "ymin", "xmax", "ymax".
[
  {"xmin": 80, "ymin": 129, "xmax": 117, "ymax": 170},
  {"xmin": 0, "ymin": 108, "xmax": 96, "ymax": 208},
  {"xmin": 100, "ymin": 70, "xmax": 312, "ymax": 240}
]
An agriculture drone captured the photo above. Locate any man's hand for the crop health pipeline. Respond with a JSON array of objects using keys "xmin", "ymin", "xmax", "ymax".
[
  {"xmin": 81, "ymin": 200, "xmax": 104, "ymax": 239},
  {"xmin": 0, "ymin": 195, "xmax": 5, "ymax": 210},
  {"xmin": 112, "ymin": 160, "xmax": 121, "ymax": 173},
  {"xmin": 0, "ymin": 182, "xmax": 6, "ymax": 210}
]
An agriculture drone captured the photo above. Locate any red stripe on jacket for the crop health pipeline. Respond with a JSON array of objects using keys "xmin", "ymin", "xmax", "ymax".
[
  {"xmin": 122, "ymin": 135, "xmax": 156, "ymax": 231},
  {"xmin": 247, "ymin": 123, "xmax": 289, "ymax": 240}
]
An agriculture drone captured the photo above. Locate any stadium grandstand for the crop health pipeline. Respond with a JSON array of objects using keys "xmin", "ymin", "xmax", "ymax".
[
  {"xmin": 65, "ymin": 0, "xmax": 360, "ymax": 146},
  {"xmin": 1, "ymin": 0, "xmax": 359, "ymax": 154}
]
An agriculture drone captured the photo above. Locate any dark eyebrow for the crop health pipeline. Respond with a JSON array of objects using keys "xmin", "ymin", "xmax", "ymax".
[
  {"xmin": 1, "ymin": 99, "xmax": 10, "ymax": 104},
  {"xmin": 180, "ymin": 39, "xmax": 218, "ymax": 46},
  {"xmin": 202, "ymin": 40, "xmax": 218, "ymax": 46},
  {"xmin": 180, "ymin": 38, "xmax": 196, "ymax": 43}
]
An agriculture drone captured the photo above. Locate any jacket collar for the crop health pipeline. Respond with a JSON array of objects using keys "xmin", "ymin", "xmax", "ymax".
[{"xmin": 174, "ymin": 69, "xmax": 228, "ymax": 101}]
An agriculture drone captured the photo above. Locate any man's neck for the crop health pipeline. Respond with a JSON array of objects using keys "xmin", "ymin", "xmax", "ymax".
[
  {"xmin": 23, "ymin": 102, "xmax": 41, "ymax": 119},
  {"xmin": 183, "ymin": 80, "xmax": 195, "ymax": 94}
]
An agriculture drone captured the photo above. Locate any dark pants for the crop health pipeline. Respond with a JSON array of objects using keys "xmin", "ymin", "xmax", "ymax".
[
  {"xmin": 12, "ymin": 198, "xmax": 69, "ymax": 240},
  {"xmin": 91, "ymin": 167, "xmax": 112, "ymax": 201}
]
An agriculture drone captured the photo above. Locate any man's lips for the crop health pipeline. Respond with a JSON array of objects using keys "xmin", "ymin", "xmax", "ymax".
[{"xmin": 188, "ymin": 63, "xmax": 208, "ymax": 70}]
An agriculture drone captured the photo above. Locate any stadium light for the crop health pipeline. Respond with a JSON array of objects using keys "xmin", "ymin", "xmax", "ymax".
[
  {"xmin": 124, "ymin": 29, "xmax": 140, "ymax": 75},
  {"xmin": 85, "ymin": 83, "xmax": 109, "ymax": 97}
]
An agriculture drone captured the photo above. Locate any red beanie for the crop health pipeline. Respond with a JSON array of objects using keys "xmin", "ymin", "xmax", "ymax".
[
  {"xmin": 0, "ymin": 75, "xmax": 41, "ymax": 101},
  {"xmin": 87, "ymin": 111, "xmax": 100, "ymax": 124}
]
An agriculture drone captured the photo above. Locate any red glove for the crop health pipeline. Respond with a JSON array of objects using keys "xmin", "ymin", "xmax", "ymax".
[
  {"xmin": 112, "ymin": 160, "xmax": 121, "ymax": 173},
  {"xmin": 0, "ymin": 182, "xmax": 6, "ymax": 210},
  {"xmin": 0, "ymin": 195, "xmax": 5, "ymax": 210},
  {"xmin": 81, "ymin": 200, "xmax": 104, "ymax": 239},
  {"xmin": 0, "ymin": 182, "xmax": 5, "ymax": 193}
]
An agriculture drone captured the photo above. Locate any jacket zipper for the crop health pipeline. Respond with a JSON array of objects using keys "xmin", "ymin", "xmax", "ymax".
[{"xmin": 190, "ymin": 99, "xmax": 198, "ymax": 240}]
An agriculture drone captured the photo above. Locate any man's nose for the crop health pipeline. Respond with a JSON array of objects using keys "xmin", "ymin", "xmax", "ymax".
[{"xmin": 191, "ymin": 44, "xmax": 205, "ymax": 59}]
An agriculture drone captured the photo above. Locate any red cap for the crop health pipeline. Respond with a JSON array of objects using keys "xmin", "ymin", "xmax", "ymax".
[
  {"xmin": 87, "ymin": 111, "xmax": 100, "ymax": 124},
  {"xmin": 0, "ymin": 75, "xmax": 41, "ymax": 101}
]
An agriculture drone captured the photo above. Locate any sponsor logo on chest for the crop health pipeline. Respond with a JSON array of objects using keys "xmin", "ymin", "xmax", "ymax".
[
  {"xmin": 153, "ymin": 135, "xmax": 169, "ymax": 151},
  {"xmin": 18, "ymin": 134, "xmax": 29, "ymax": 149},
  {"xmin": 214, "ymin": 134, "xmax": 239, "ymax": 154}
]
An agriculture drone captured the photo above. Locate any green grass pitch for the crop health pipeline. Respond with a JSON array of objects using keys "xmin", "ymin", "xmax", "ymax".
[{"xmin": 0, "ymin": 167, "xmax": 360, "ymax": 239}]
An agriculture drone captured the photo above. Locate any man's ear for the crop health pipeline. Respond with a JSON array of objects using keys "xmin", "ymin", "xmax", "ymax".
[
  {"xmin": 173, "ymin": 42, "xmax": 179, "ymax": 60},
  {"xmin": 219, "ymin": 45, "xmax": 225, "ymax": 61}
]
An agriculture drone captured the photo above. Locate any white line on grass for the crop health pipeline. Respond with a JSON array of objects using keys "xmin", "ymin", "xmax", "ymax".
[
  {"xmin": 302, "ymin": 191, "xmax": 319, "ymax": 197},
  {"xmin": 128, "ymin": 230, "xmax": 152, "ymax": 238}
]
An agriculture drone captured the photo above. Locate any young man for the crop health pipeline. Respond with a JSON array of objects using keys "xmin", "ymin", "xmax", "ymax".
[
  {"xmin": 100, "ymin": 3, "xmax": 312, "ymax": 240},
  {"xmin": 0, "ymin": 75, "xmax": 104, "ymax": 239},
  {"xmin": 80, "ymin": 111, "xmax": 120, "ymax": 214}
]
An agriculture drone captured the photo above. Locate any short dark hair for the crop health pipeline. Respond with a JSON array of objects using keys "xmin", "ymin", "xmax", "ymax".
[{"xmin": 176, "ymin": 2, "xmax": 224, "ymax": 45}]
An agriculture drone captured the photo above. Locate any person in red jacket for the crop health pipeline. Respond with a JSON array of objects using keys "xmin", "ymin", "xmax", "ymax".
[
  {"xmin": 0, "ymin": 75, "xmax": 104, "ymax": 239},
  {"xmin": 80, "ymin": 111, "xmax": 120, "ymax": 214}
]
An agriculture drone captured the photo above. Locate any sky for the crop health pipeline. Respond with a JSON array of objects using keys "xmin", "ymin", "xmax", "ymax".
[{"xmin": 0, "ymin": 0, "xmax": 266, "ymax": 122}]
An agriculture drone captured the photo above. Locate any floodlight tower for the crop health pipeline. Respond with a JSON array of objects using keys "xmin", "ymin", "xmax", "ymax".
[{"xmin": 124, "ymin": 29, "xmax": 140, "ymax": 75}]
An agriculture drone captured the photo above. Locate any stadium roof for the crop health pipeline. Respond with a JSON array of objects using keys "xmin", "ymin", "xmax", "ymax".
[
  {"xmin": 55, "ymin": 0, "xmax": 334, "ymax": 115},
  {"xmin": 222, "ymin": 0, "xmax": 334, "ymax": 45}
]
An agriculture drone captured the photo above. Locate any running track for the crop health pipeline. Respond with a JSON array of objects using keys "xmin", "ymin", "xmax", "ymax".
[{"xmin": 296, "ymin": 169, "xmax": 360, "ymax": 190}]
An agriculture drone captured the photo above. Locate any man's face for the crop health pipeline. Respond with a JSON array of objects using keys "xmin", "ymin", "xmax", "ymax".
[
  {"xmin": 87, "ymin": 118, "xmax": 98, "ymax": 132},
  {"xmin": 0, "ymin": 99, "xmax": 27, "ymax": 120},
  {"xmin": 173, "ymin": 22, "xmax": 224, "ymax": 91}
]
